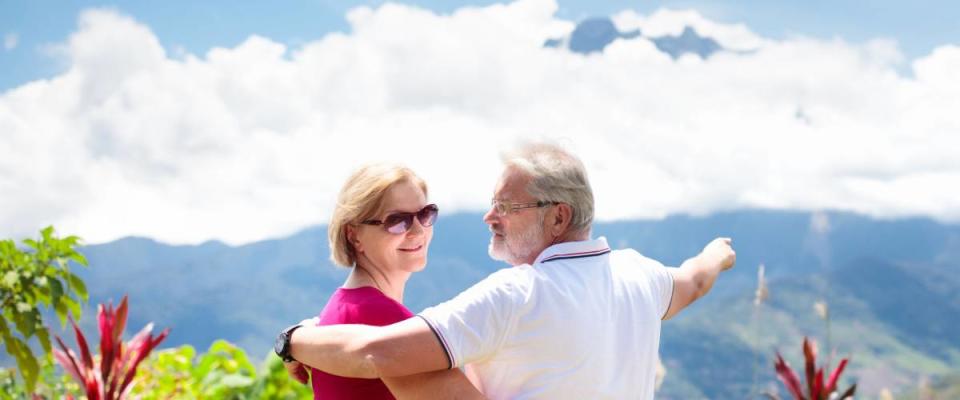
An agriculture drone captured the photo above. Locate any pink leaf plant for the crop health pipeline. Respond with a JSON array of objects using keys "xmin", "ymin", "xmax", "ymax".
[
  {"xmin": 52, "ymin": 295, "xmax": 169, "ymax": 400},
  {"xmin": 769, "ymin": 337, "xmax": 856, "ymax": 400}
]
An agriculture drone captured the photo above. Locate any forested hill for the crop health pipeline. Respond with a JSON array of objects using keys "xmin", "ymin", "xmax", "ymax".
[{"xmin": 69, "ymin": 210, "xmax": 960, "ymax": 398}]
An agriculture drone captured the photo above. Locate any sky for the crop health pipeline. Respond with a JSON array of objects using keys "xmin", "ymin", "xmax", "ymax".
[{"xmin": 1, "ymin": 0, "xmax": 958, "ymax": 245}]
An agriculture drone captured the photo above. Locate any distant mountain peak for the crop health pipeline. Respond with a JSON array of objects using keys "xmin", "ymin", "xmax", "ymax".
[
  {"xmin": 545, "ymin": 17, "xmax": 723, "ymax": 59},
  {"xmin": 568, "ymin": 17, "xmax": 640, "ymax": 54},
  {"xmin": 651, "ymin": 26, "xmax": 722, "ymax": 59}
]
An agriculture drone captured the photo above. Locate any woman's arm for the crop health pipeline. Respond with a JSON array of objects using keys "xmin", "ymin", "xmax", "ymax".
[{"xmin": 384, "ymin": 369, "xmax": 486, "ymax": 400}]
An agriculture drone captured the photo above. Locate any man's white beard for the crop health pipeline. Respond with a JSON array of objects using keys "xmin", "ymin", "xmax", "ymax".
[{"xmin": 489, "ymin": 217, "xmax": 544, "ymax": 265}]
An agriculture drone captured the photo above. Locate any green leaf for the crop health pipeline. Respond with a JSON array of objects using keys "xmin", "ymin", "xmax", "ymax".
[
  {"xmin": 13, "ymin": 309, "xmax": 38, "ymax": 337},
  {"xmin": 54, "ymin": 300, "xmax": 68, "ymax": 327},
  {"xmin": 49, "ymin": 277, "xmax": 64, "ymax": 306},
  {"xmin": 68, "ymin": 251, "xmax": 89, "ymax": 267},
  {"xmin": 0, "ymin": 334, "xmax": 40, "ymax": 394},
  {"xmin": 41, "ymin": 226, "xmax": 54, "ymax": 242},
  {"xmin": 22, "ymin": 238, "xmax": 40, "ymax": 251},
  {"xmin": 65, "ymin": 271, "xmax": 88, "ymax": 302},
  {"xmin": 35, "ymin": 288, "xmax": 51, "ymax": 307},
  {"xmin": 52, "ymin": 237, "xmax": 68, "ymax": 254},
  {"xmin": 63, "ymin": 295, "xmax": 82, "ymax": 320},
  {"xmin": 12, "ymin": 337, "xmax": 39, "ymax": 393},
  {"xmin": 36, "ymin": 325, "xmax": 52, "ymax": 354},
  {"xmin": 63, "ymin": 235, "xmax": 81, "ymax": 246},
  {"xmin": 0, "ymin": 320, "xmax": 13, "ymax": 362}
]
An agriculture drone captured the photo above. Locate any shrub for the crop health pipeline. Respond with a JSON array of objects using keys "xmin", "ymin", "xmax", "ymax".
[
  {"xmin": 768, "ymin": 337, "xmax": 856, "ymax": 400},
  {"xmin": 52, "ymin": 295, "xmax": 169, "ymax": 400},
  {"xmin": 0, "ymin": 227, "xmax": 89, "ymax": 392}
]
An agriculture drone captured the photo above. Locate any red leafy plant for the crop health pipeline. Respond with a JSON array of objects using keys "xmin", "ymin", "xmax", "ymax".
[
  {"xmin": 768, "ymin": 337, "xmax": 856, "ymax": 400},
  {"xmin": 52, "ymin": 295, "xmax": 170, "ymax": 400}
]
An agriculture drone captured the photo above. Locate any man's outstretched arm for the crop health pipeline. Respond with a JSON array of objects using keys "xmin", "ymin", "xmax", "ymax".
[
  {"xmin": 289, "ymin": 316, "xmax": 450, "ymax": 378},
  {"xmin": 663, "ymin": 237, "xmax": 736, "ymax": 320}
]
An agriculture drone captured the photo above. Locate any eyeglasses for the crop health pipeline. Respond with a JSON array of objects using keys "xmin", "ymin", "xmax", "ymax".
[
  {"xmin": 490, "ymin": 199, "xmax": 558, "ymax": 216},
  {"xmin": 361, "ymin": 204, "xmax": 439, "ymax": 234}
]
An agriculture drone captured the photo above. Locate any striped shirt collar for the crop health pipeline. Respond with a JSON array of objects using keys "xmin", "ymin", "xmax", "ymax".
[{"xmin": 534, "ymin": 237, "xmax": 611, "ymax": 264}]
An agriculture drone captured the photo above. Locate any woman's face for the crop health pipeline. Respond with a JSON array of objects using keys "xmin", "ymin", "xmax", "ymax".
[{"xmin": 354, "ymin": 180, "xmax": 433, "ymax": 274}]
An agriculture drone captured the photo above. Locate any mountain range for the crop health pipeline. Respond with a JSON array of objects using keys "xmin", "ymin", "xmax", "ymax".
[
  {"xmin": 53, "ymin": 209, "xmax": 960, "ymax": 398},
  {"xmin": 545, "ymin": 17, "xmax": 723, "ymax": 59}
]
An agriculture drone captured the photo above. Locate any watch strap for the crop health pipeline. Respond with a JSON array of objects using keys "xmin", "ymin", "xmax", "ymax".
[{"xmin": 276, "ymin": 323, "xmax": 303, "ymax": 362}]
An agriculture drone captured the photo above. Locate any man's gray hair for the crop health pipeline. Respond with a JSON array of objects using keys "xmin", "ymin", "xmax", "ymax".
[{"xmin": 501, "ymin": 142, "xmax": 594, "ymax": 235}]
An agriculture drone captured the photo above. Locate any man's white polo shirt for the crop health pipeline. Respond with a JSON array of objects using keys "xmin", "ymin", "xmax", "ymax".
[{"xmin": 418, "ymin": 237, "xmax": 674, "ymax": 400}]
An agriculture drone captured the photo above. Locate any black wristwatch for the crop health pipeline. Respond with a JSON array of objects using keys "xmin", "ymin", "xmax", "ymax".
[{"xmin": 274, "ymin": 324, "xmax": 303, "ymax": 363}]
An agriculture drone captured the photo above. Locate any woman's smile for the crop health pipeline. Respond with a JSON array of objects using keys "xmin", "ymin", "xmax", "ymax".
[{"xmin": 398, "ymin": 244, "xmax": 424, "ymax": 252}]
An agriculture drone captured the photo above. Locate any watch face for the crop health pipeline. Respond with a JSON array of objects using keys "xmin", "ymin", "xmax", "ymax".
[{"xmin": 274, "ymin": 332, "xmax": 287, "ymax": 357}]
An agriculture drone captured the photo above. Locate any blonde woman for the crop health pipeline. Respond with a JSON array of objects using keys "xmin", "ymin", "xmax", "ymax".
[{"xmin": 276, "ymin": 164, "xmax": 483, "ymax": 399}]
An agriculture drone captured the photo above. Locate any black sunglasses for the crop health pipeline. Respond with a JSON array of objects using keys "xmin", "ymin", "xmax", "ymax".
[{"xmin": 361, "ymin": 204, "xmax": 439, "ymax": 234}]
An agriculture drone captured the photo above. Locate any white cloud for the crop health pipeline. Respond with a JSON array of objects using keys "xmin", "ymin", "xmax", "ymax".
[
  {"xmin": 1, "ymin": 0, "xmax": 958, "ymax": 245},
  {"xmin": 3, "ymin": 33, "xmax": 17, "ymax": 50},
  {"xmin": 611, "ymin": 8, "xmax": 766, "ymax": 50}
]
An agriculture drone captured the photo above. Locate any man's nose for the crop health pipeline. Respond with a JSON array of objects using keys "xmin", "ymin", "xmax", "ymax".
[{"xmin": 482, "ymin": 206, "xmax": 498, "ymax": 225}]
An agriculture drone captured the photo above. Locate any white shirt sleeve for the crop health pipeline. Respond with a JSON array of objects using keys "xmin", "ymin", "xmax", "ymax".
[
  {"xmin": 652, "ymin": 261, "xmax": 675, "ymax": 319},
  {"xmin": 624, "ymin": 249, "xmax": 675, "ymax": 319},
  {"xmin": 418, "ymin": 267, "xmax": 529, "ymax": 369}
]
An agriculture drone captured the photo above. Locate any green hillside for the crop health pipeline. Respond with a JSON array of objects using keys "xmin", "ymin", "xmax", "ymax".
[
  {"xmin": 658, "ymin": 258, "xmax": 960, "ymax": 399},
  {"xmin": 20, "ymin": 210, "xmax": 958, "ymax": 398}
]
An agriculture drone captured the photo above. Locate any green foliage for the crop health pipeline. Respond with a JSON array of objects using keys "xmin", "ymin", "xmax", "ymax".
[
  {"xmin": 196, "ymin": 340, "xmax": 257, "ymax": 397},
  {"xmin": 133, "ymin": 344, "xmax": 198, "ymax": 398},
  {"xmin": 246, "ymin": 354, "xmax": 314, "ymax": 399},
  {"xmin": 133, "ymin": 340, "xmax": 312, "ymax": 399},
  {"xmin": 0, "ymin": 226, "xmax": 89, "ymax": 393},
  {"xmin": 0, "ymin": 357, "xmax": 81, "ymax": 400},
  {"xmin": 2, "ymin": 339, "xmax": 311, "ymax": 399}
]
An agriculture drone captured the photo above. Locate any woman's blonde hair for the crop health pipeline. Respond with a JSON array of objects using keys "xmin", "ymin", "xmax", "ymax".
[{"xmin": 328, "ymin": 164, "xmax": 428, "ymax": 267}]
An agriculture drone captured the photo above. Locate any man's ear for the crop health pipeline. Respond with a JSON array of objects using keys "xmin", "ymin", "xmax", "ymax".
[
  {"xmin": 346, "ymin": 225, "xmax": 363, "ymax": 253},
  {"xmin": 549, "ymin": 203, "xmax": 573, "ymax": 238}
]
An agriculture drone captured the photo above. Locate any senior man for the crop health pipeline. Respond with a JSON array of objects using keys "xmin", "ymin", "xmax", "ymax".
[{"xmin": 277, "ymin": 142, "xmax": 736, "ymax": 399}]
